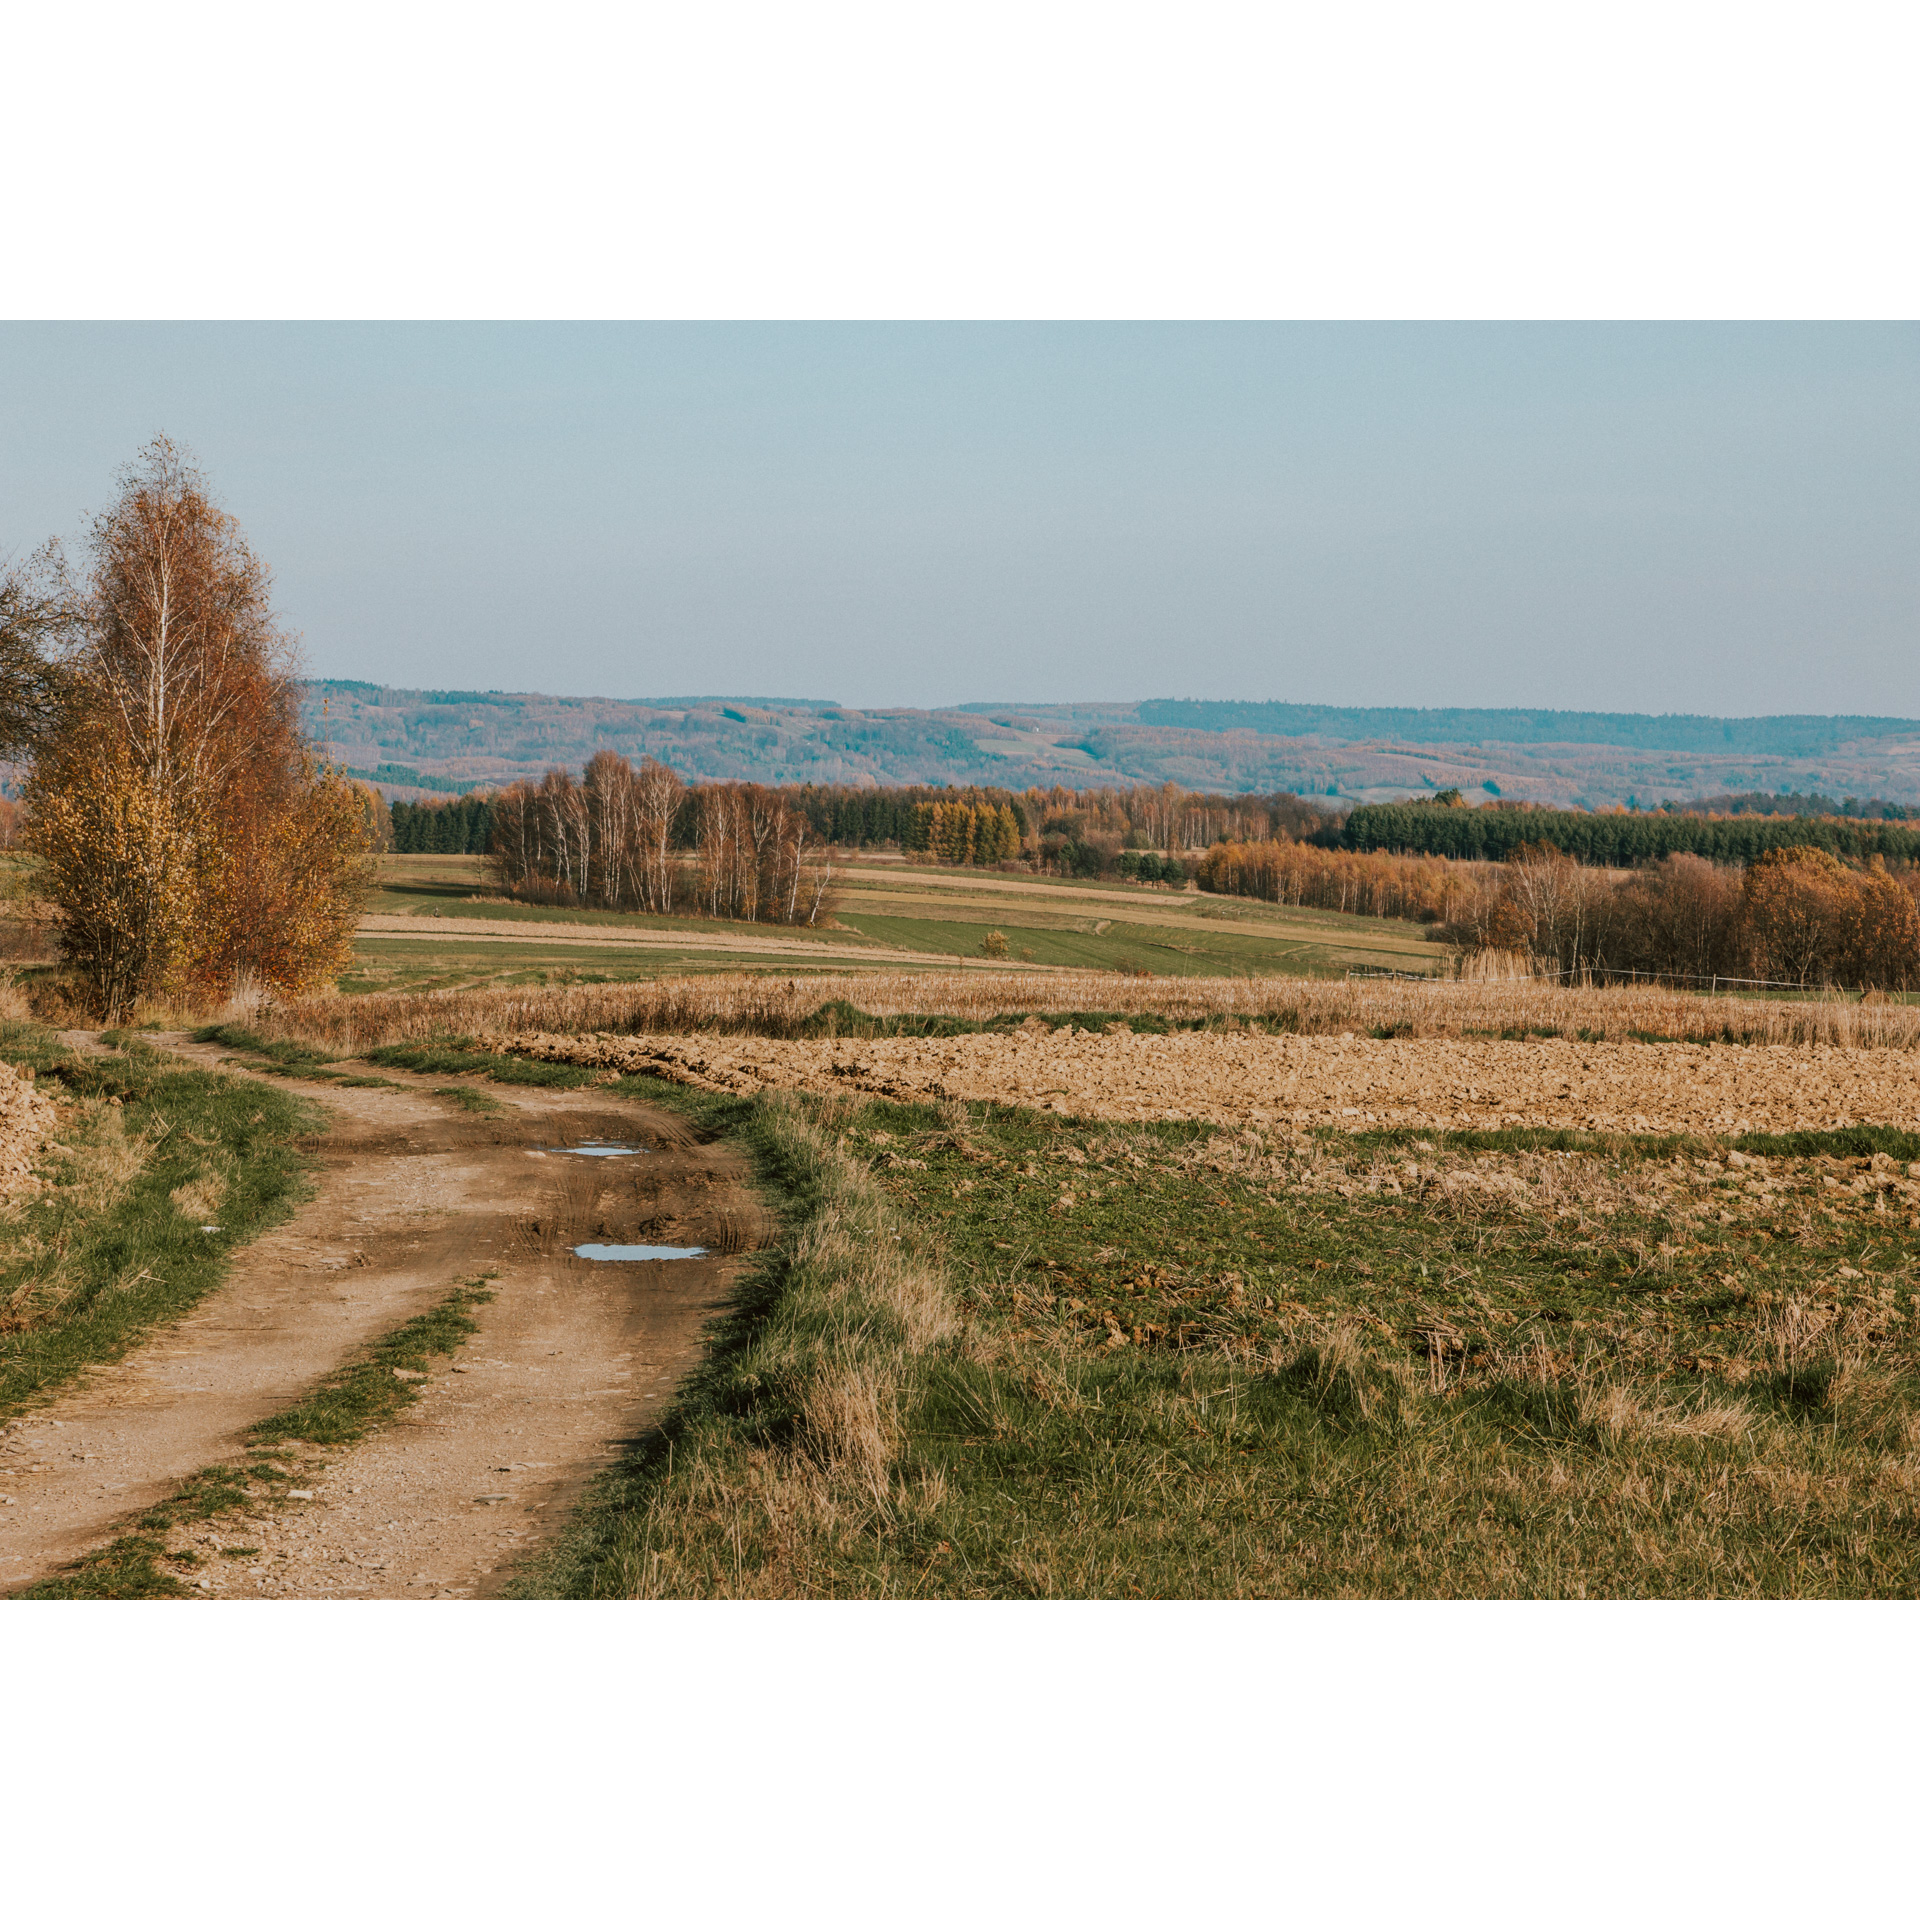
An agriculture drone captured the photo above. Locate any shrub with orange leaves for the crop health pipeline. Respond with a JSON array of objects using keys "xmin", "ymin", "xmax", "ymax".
[{"xmin": 25, "ymin": 439, "xmax": 373, "ymax": 1016}]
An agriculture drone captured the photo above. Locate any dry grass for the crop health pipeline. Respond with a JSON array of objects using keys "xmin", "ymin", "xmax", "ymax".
[
  {"xmin": 539, "ymin": 1093, "xmax": 959, "ymax": 1598},
  {"xmin": 168, "ymin": 1169, "xmax": 229, "ymax": 1223},
  {"xmin": 260, "ymin": 968, "xmax": 1920, "ymax": 1054}
]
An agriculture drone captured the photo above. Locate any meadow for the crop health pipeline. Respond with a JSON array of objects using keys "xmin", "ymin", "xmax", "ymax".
[{"xmin": 348, "ymin": 851, "xmax": 1444, "ymax": 994}]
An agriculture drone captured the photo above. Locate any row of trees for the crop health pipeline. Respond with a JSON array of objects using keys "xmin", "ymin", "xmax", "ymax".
[
  {"xmin": 390, "ymin": 793, "xmax": 493, "ymax": 854},
  {"xmin": 1197, "ymin": 838, "xmax": 1479, "ymax": 921},
  {"xmin": 903, "ymin": 800, "xmax": 1023, "ymax": 865},
  {"xmin": 1345, "ymin": 799, "xmax": 1920, "ymax": 866},
  {"xmin": 1442, "ymin": 844, "xmax": 1920, "ymax": 990},
  {"xmin": 488, "ymin": 753, "xmax": 830, "ymax": 924},
  {"xmin": 780, "ymin": 777, "xmax": 1335, "ymax": 873},
  {"xmin": 1, "ymin": 441, "xmax": 375, "ymax": 1016}
]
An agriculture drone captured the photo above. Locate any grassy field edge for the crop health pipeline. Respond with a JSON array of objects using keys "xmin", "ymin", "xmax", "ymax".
[{"xmin": 505, "ymin": 1090, "xmax": 954, "ymax": 1599}]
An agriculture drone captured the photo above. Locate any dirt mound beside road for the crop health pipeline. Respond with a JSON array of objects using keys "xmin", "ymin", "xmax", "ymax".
[
  {"xmin": 0, "ymin": 1061, "xmax": 58, "ymax": 1197},
  {"xmin": 511, "ymin": 1026, "xmax": 1920, "ymax": 1136}
]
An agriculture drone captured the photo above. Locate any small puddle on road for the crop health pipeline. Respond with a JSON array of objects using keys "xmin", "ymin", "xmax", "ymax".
[
  {"xmin": 572, "ymin": 1244, "xmax": 708, "ymax": 1262},
  {"xmin": 542, "ymin": 1140, "xmax": 646, "ymax": 1158}
]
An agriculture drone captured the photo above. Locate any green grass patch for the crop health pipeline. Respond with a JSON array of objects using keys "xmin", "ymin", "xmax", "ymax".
[
  {"xmin": 10, "ymin": 1458, "xmax": 298, "ymax": 1599},
  {"xmin": 251, "ymin": 1278, "xmax": 494, "ymax": 1447},
  {"xmin": 1726, "ymin": 1126, "xmax": 1920, "ymax": 1162},
  {"xmin": 428, "ymin": 1084, "xmax": 507, "ymax": 1113},
  {"xmin": 1333, "ymin": 1125, "xmax": 1709, "ymax": 1159},
  {"xmin": 517, "ymin": 1079, "xmax": 1920, "ymax": 1599},
  {"xmin": 365, "ymin": 1039, "xmax": 604, "ymax": 1088}
]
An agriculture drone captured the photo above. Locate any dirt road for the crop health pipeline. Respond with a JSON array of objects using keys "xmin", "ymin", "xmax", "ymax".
[{"xmin": 0, "ymin": 1038, "xmax": 764, "ymax": 1598}]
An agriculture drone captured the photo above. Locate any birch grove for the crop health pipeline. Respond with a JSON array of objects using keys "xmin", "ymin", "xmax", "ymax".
[{"xmin": 488, "ymin": 754, "xmax": 830, "ymax": 925}]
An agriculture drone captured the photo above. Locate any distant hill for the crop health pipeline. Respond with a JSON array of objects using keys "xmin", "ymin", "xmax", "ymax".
[
  {"xmin": 302, "ymin": 682, "xmax": 1920, "ymax": 811},
  {"xmin": 1131, "ymin": 701, "xmax": 1920, "ymax": 756}
]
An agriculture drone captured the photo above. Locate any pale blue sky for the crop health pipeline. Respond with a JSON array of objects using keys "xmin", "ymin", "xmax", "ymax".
[{"xmin": 2, "ymin": 323, "xmax": 1913, "ymax": 715}]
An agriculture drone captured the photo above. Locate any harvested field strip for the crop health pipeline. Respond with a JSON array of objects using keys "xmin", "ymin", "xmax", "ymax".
[
  {"xmin": 258, "ymin": 970, "xmax": 1920, "ymax": 1056},
  {"xmin": 0, "ymin": 1026, "xmax": 312, "ymax": 1422},
  {"xmin": 504, "ymin": 1027, "xmax": 1920, "ymax": 1138}
]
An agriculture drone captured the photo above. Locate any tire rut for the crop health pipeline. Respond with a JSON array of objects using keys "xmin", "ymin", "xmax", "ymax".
[{"xmin": 1, "ymin": 1037, "xmax": 765, "ymax": 1597}]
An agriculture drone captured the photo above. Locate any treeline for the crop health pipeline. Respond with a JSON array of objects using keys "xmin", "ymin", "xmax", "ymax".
[
  {"xmin": 1197, "ymin": 840, "xmax": 1479, "ymax": 922},
  {"xmin": 1678, "ymin": 790, "xmax": 1920, "ymax": 821},
  {"xmin": 390, "ymin": 793, "xmax": 494, "ymax": 854},
  {"xmin": 787, "ymin": 778, "xmax": 1331, "ymax": 872},
  {"xmin": 489, "ymin": 752, "xmax": 829, "ymax": 925},
  {"xmin": 1345, "ymin": 800, "xmax": 1920, "ymax": 865},
  {"xmin": 1442, "ymin": 844, "xmax": 1920, "ymax": 991}
]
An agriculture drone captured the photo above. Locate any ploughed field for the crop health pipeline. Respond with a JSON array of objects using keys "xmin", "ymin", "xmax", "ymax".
[{"xmin": 506, "ymin": 1026, "xmax": 1920, "ymax": 1137}]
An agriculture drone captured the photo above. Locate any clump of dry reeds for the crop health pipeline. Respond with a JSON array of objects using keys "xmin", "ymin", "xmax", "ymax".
[{"xmin": 257, "ymin": 967, "xmax": 1920, "ymax": 1055}]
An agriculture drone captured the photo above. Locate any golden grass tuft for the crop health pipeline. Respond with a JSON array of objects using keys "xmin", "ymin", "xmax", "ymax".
[{"xmin": 168, "ymin": 1169, "xmax": 228, "ymax": 1223}]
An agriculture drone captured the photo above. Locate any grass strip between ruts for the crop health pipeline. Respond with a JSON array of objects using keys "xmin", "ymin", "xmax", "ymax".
[{"xmin": 13, "ymin": 1277, "xmax": 495, "ymax": 1599}]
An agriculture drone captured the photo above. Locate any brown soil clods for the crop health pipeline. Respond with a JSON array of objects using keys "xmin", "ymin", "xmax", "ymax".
[
  {"xmin": 509, "ymin": 1027, "xmax": 1920, "ymax": 1136},
  {"xmin": 0, "ymin": 1061, "xmax": 58, "ymax": 1199}
]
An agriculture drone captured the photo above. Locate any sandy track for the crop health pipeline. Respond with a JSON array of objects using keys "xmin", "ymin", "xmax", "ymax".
[
  {"xmin": 511, "ymin": 1026, "xmax": 1920, "ymax": 1136},
  {"xmin": 1, "ymin": 1039, "xmax": 764, "ymax": 1597}
]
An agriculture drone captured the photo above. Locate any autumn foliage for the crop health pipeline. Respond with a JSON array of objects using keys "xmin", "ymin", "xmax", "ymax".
[
  {"xmin": 24, "ymin": 440, "xmax": 374, "ymax": 1016},
  {"xmin": 1196, "ymin": 838, "xmax": 1480, "ymax": 921},
  {"xmin": 1436, "ymin": 842, "xmax": 1920, "ymax": 990},
  {"xmin": 489, "ymin": 752, "xmax": 831, "ymax": 925}
]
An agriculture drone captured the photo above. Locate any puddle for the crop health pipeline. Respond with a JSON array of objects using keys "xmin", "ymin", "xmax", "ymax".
[
  {"xmin": 542, "ymin": 1140, "xmax": 646, "ymax": 1158},
  {"xmin": 572, "ymin": 1244, "xmax": 708, "ymax": 1262}
]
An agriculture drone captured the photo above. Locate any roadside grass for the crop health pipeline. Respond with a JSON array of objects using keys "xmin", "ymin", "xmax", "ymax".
[
  {"xmin": 515, "ymin": 1071, "xmax": 1920, "ymax": 1597},
  {"xmin": 0, "ymin": 1025, "xmax": 314, "ymax": 1423},
  {"xmin": 15, "ymin": 1279, "xmax": 496, "ymax": 1598}
]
